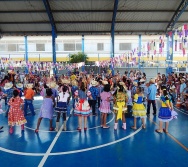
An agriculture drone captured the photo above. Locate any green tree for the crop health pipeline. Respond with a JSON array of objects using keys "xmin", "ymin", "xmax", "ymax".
[{"xmin": 69, "ymin": 52, "xmax": 89, "ymax": 63}]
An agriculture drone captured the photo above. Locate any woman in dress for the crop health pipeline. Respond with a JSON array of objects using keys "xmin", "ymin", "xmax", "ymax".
[
  {"xmin": 113, "ymin": 82, "xmax": 128, "ymax": 130},
  {"xmin": 8, "ymin": 89, "xmax": 27, "ymax": 134},
  {"xmin": 99, "ymin": 83, "xmax": 111, "ymax": 128},
  {"xmin": 155, "ymin": 88, "xmax": 173, "ymax": 133},
  {"xmin": 131, "ymin": 87, "xmax": 147, "ymax": 129},
  {"xmin": 35, "ymin": 88, "xmax": 55, "ymax": 132},
  {"xmin": 74, "ymin": 82, "xmax": 91, "ymax": 131}
]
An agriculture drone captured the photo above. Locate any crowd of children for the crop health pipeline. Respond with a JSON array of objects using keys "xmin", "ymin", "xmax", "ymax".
[{"xmin": 0, "ymin": 69, "xmax": 186, "ymax": 134}]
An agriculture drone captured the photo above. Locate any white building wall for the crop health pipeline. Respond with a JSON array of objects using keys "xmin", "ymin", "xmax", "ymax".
[{"xmin": 0, "ymin": 35, "xmax": 187, "ymax": 60}]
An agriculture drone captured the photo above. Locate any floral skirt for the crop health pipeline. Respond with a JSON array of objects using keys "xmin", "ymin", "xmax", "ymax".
[{"xmin": 8, "ymin": 108, "xmax": 27, "ymax": 126}]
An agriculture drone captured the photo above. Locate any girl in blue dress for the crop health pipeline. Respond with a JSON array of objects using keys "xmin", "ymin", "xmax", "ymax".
[{"xmin": 155, "ymin": 88, "xmax": 173, "ymax": 133}]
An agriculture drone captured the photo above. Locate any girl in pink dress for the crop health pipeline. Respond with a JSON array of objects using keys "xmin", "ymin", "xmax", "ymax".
[{"xmin": 99, "ymin": 84, "xmax": 111, "ymax": 128}]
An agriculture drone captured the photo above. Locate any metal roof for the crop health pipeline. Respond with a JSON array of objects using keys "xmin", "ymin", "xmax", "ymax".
[{"xmin": 0, "ymin": 0, "xmax": 188, "ymax": 36}]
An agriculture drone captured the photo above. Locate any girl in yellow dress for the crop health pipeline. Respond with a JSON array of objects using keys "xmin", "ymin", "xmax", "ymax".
[
  {"xmin": 113, "ymin": 82, "xmax": 128, "ymax": 130},
  {"xmin": 131, "ymin": 87, "xmax": 146, "ymax": 129}
]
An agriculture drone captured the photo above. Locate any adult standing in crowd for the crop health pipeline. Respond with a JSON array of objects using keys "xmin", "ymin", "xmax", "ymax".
[
  {"xmin": 88, "ymin": 80, "xmax": 99, "ymax": 116},
  {"xmin": 147, "ymin": 78, "xmax": 157, "ymax": 116}
]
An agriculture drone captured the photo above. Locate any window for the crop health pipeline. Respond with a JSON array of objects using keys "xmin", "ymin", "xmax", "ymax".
[
  {"xmin": 17, "ymin": 44, "xmax": 25, "ymax": 51},
  {"xmin": 76, "ymin": 43, "xmax": 82, "ymax": 51},
  {"xmin": 36, "ymin": 44, "xmax": 45, "ymax": 51},
  {"xmin": 28, "ymin": 44, "xmax": 36, "ymax": 52},
  {"xmin": 64, "ymin": 43, "xmax": 75, "ymax": 51},
  {"xmin": 119, "ymin": 43, "xmax": 132, "ymax": 51},
  {"xmin": 8, "ymin": 44, "xmax": 17, "ymax": 51},
  {"xmin": 56, "ymin": 43, "xmax": 63, "ymax": 51},
  {"xmin": 0, "ymin": 44, "xmax": 7, "ymax": 51},
  {"xmin": 97, "ymin": 43, "xmax": 104, "ymax": 51}
]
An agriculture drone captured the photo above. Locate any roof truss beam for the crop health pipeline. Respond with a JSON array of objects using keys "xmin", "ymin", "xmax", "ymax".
[
  {"xmin": 42, "ymin": 0, "xmax": 57, "ymax": 35},
  {"xmin": 1, "ymin": 10, "xmax": 188, "ymax": 13},
  {"xmin": 1, "ymin": 30, "xmax": 165, "ymax": 35},
  {"xmin": 166, "ymin": 0, "xmax": 188, "ymax": 32},
  {"xmin": 0, "ymin": 21, "xmax": 187, "ymax": 24}
]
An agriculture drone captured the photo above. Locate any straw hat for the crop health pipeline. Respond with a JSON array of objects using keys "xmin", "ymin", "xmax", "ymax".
[
  {"xmin": 150, "ymin": 78, "xmax": 155, "ymax": 84},
  {"xmin": 72, "ymin": 80, "xmax": 78, "ymax": 86},
  {"xmin": 49, "ymin": 82, "xmax": 57, "ymax": 88},
  {"xmin": 102, "ymin": 81, "xmax": 108, "ymax": 85},
  {"xmin": 26, "ymin": 84, "xmax": 33, "ymax": 88},
  {"xmin": 119, "ymin": 82, "xmax": 125, "ymax": 86},
  {"xmin": 119, "ymin": 82, "xmax": 127, "ymax": 90},
  {"xmin": 62, "ymin": 79, "xmax": 71, "ymax": 84},
  {"xmin": 139, "ymin": 79, "xmax": 145, "ymax": 82},
  {"xmin": 133, "ymin": 82, "xmax": 138, "ymax": 86},
  {"xmin": 4, "ymin": 83, "xmax": 13, "ymax": 90},
  {"xmin": 91, "ymin": 80, "xmax": 98, "ymax": 86},
  {"xmin": 16, "ymin": 83, "xmax": 23, "ymax": 89}
]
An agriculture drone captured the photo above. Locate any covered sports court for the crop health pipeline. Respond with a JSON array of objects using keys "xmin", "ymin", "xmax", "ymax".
[{"xmin": 0, "ymin": 0, "xmax": 188, "ymax": 167}]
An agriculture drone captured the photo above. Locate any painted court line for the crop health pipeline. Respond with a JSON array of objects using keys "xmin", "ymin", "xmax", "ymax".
[
  {"xmin": 24, "ymin": 112, "xmax": 115, "ymax": 133},
  {"xmin": 0, "ymin": 126, "xmax": 142, "ymax": 157},
  {"xmin": 38, "ymin": 124, "xmax": 65, "ymax": 167},
  {"xmin": 38, "ymin": 109, "xmax": 73, "ymax": 167},
  {"xmin": 148, "ymin": 118, "xmax": 188, "ymax": 152},
  {"xmin": 167, "ymin": 133, "xmax": 188, "ymax": 151},
  {"xmin": 174, "ymin": 107, "xmax": 188, "ymax": 116}
]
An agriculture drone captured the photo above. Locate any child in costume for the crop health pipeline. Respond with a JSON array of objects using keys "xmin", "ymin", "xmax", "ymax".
[
  {"xmin": 99, "ymin": 83, "xmax": 111, "ymax": 128},
  {"xmin": 55, "ymin": 86, "xmax": 70, "ymax": 131},
  {"xmin": 8, "ymin": 90, "xmax": 27, "ymax": 134},
  {"xmin": 132, "ymin": 87, "xmax": 147, "ymax": 129},
  {"xmin": 155, "ymin": 88, "xmax": 176, "ymax": 133},
  {"xmin": 35, "ymin": 88, "xmax": 55, "ymax": 132},
  {"xmin": 74, "ymin": 82, "xmax": 91, "ymax": 131},
  {"xmin": 113, "ymin": 82, "xmax": 128, "ymax": 130}
]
